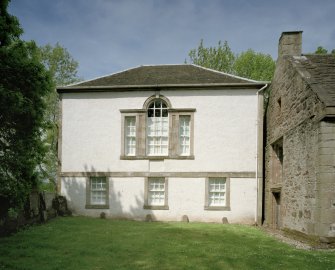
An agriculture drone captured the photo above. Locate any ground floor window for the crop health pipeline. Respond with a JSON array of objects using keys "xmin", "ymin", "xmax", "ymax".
[
  {"xmin": 85, "ymin": 177, "xmax": 109, "ymax": 209},
  {"xmin": 209, "ymin": 178, "xmax": 226, "ymax": 206},
  {"xmin": 205, "ymin": 177, "xmax": 230, "ymax": 211},
  {"xmin": 144, "ymin": 177, "xmax": 169, "ymax": 210}
]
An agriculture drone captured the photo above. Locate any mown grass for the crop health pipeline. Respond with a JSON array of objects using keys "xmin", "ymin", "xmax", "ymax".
[{"xmin": 0, "ymin": 217, "xmax": 334, "ymax": 270}]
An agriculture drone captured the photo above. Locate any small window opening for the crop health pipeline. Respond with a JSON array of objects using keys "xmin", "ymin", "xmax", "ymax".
[
  {"xmin": 277, "ymin": 97, "xmax": 282, "ymax": 110},
  {"xmin": 275, "ymin": 144, "xmax": 283, "ymax": 164},
  {"xmin": 271, "ymin": 139, "xmax": 283, "ymax": 184}
]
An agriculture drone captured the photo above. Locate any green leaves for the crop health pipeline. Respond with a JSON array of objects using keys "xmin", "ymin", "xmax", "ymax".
[
  {"xmin": 314, "ymin": 46, "xmax": 335, "ymax": 55},
  {"xmin": 36, "ymin": 44, "xmax": 80, "ymax": 191},
  {"xmin": 315, "ymin": 46, "xmax": 328, "ymax": 54},
  {"xmin": 234, "ymin": 49, "xmax": 275, "ymax": 81},
  {"xmin": 0, "ymin": 5, "xmax": 53, "ymax": 213},
  {"xmin": 188, "ymin": 39, "xmax": 235, "ymax": 74},
  {"xmin": 0, "ymin": 0, "xmax": 23, "ymax": 47},
  {"xmin": 186, "ymin": 39, "xmax": 275, "ymax": 81},
  {"xmin": 37, "ymin": 43, "xmax": 80, "ymax": 87},
  {"xmin": 0, "ymin": 2, "xmax": 80, "ymax": 213}
]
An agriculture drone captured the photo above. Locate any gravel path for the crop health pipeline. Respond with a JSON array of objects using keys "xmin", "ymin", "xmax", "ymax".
[{"xmin": 261, "ymin": 227, "xmax": 333, "ymax": 250}]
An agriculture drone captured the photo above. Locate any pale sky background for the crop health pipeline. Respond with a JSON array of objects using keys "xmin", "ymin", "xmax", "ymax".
[{"xmin": 9, "ymin": 0, "xmax": 335, "ymax": 81}]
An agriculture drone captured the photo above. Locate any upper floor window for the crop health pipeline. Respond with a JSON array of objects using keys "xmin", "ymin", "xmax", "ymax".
[
  {"xmin": 125, "ymin": 116, "xmax": 136, "ymax": 156},
  {"xmin": 120, "ymin": 95, "xmax": 195, "ymax": 160},
  {"xmin": 179, "ymin": 115, "xmax": 191, "ymax": 155},
  {"xmin": 147, "ymin": 99, "xmax": 169, "ymax": 156}
]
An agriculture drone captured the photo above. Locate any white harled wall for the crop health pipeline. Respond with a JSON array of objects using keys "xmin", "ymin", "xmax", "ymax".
[{"xmin": 60, "ymin": 89, "xmax": 259, "ymax": 223}]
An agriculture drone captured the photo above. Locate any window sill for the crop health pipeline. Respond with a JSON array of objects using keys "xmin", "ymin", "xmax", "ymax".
[
  {"xmin": 120, "ymin": 155, "xmax": 195, "ymax": 160},
  {"xmin": 85, "ymin": 204, "xmax": 109, "ymax": 209},
  {"xmin": 143, "ymin": 205, "xmax": 169, "ymax": 210},
  {"xmin": 204, "ymin": 206, "xmax": 231, "ymax": 211}
]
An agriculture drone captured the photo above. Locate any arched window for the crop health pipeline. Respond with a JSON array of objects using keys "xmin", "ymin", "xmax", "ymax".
[{"xmin": 147, "ymin": 99, "xmax": 169, "ymax": 155}]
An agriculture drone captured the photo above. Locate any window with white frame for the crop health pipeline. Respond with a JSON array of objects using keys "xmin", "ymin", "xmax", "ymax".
[
  {"xmin": 148, "ymin": 178, "xmax": 165, "ymax": 206},
  {"xmin": 208, "ymin": 178, "xmax": 226, "ymax": 207},
  {"xmin": 179, "ymin": 115, "xmax": 191, "ymax": 155},
  {"xmin": 147, "ymin": 99, "xmax": 169, "ymax": 155},
  {"xmin": 125, "ymin": 116, "xmax": 136, "ymax": 156},
  {"xmin": 90, "ymin": 177, "xmax": 107, "ymax": 205}
]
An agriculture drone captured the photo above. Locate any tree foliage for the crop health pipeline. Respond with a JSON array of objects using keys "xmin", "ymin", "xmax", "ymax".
[
  {"xmin": 186, "ymin": 39, "xmax": 275, "ymax": 81},
  {"xmin": 0, "ymin": 1, "xmax": 53, "ymax": 212},
  {"xmin": 0, "ymin": 0, "xmax": 23, "ymax": 46},
  {"xmin": 315, "ymin": 46, "xmax": 328, "ymax": 54},
  {"xmin": 234, "ymin": 49, "xmax": 275, "ymax": 81},
  {"xmin": 314, "ymin": 46, "xmax": 335, "ymax": 55},
  {"xmin": 188, "ymin": 39, "xmax": 235, "ymax": 74},
  {"xmin": 35, "ymin": 44, "xmax": 80, "ymax": 190},
  {"xmin": 38, "ymin": 43, "xmax": 80, "ymax": 87}
]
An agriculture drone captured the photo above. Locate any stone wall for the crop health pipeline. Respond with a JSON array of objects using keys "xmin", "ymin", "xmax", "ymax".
[
  {"xmin": 266, "ymin": 56, "xmax": 324, "ymax": 145},
  {"xmin": 264, "ymin": 55, "xmax": 326, "ymax": 237},
  {"xmin": 265, "ymin": 45, "xmax": 335, "ymax": 243},
  {"xmin": 317, "ymin": 120, "xmax": 335, "ymax": 239},
  {"xmin": 280, "ymin": 119, "xmax": 319, "ymax": 234},
  {"xmin": 0, "ymin": 192, "xmax": 70, "ymax": 236},
  {"xmin": 278, "ymin": 31, "xmax": 302, "ymax": 57}
]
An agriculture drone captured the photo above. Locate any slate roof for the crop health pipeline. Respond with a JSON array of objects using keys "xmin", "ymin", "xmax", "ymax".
[
  {"xmin": 292, "ymin": 54, "xmax": 335, "ymax": 107},
  {"xmin": 61, "ymin": 64, "xmax": 261, "ymax": 90}
]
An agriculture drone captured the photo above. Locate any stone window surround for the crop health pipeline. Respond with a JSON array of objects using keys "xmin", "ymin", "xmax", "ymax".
[
  {"xmin": 143, "ymin": 177, "xmax": 169, "ymax": 210},
  {"xmin": 85, "ymin": 176, "xmax": 110, "ymax": 209},
  {"xmin": 204, "ymin": 177, "xmax": 231, "ymax": 211},
  {"xmin": 120, "ymin": 95, "xmax": 195, "ymax": 160}
]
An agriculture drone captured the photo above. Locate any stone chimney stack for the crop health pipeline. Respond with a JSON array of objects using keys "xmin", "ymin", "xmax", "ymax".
[{"xmin": 278, "ymin": 31, "xmax": 303, "ymax": 58}]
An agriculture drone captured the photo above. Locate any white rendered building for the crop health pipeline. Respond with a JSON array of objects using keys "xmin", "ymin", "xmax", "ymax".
[{"xmin": 57, "ymin": 64, "xmax": 267, "ymax": 224}]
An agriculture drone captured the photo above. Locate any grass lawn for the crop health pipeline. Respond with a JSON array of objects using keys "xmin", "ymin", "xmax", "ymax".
[{"xmin": 0, "ymin": 217, "xmax": 334, "ymax": 270}]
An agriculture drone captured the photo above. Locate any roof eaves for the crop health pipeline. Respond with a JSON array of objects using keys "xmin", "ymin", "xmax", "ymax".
[{"xmin": 57, "ymin": 82, "xmax": 268, "ymax": 93}]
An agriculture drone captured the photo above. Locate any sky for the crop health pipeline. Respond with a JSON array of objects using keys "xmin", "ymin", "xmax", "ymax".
[{"xmin": 9, "ymin": 0, "xmax": 335, "ymax": 81}]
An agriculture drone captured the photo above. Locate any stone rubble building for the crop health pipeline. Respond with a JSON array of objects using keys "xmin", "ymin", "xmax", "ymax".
[{"xmin": 264, "ymin": 31, "xmax": 335, "ymax": 243}]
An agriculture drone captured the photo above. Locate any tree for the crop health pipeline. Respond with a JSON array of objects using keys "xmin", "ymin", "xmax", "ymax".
[
  {"xmin": 187, "ymin": 39, "xmax": 235, "ymax": 74},
  {"xmin": 0, "ymin": 0, "xmax": 23, "ymax": 46},
  {"xmin": 38, "ymin": 43, "xmax": 80, "ymax": 87},
  {"xmin": 314, "ymin": 46, "xmax": 335, "ymax": 55},
  {"xmin": 0, "ymin": 0, "xmax": 53, "ymax": 214},
  {"xmin": 233, "ymin": 49, "xmax": 275, "ymax": 81},
  {"xmin": 36, "ymin": 44, "xmax": 80, "ymax": 190},
  {"xmin": 186, "ymin": 39, "xmax": 275, "ymax": 81},
  {"xmin": 315, "ymin": 46, "xmax": 328, "ymax": 54}
]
